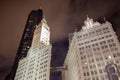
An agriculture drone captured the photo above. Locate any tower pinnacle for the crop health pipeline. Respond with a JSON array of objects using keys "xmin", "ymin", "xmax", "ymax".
[
  {"xmin": 41, "ymin": 15, "xmax": 47, "ymax": 23},
  {"xmin": 82, "ymin": 16, "xmax": 101, "ymax": 30}
]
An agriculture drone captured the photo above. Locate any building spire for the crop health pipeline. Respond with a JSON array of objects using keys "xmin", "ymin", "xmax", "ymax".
[
  {"xmin": 86, "ymin": 14, "xmax": 89, "ymax": 20},
  {"xmin": 75, "ymin": 28, "xmax": 78, "ymax": 32},
  {"xmin": 39, "ymin": 6, "xmax": 42, "ymax": 9},
  {"xmin": 41, "ymin": 15, "xmax": 47, "ymax": 23},
  {"xmin": 103, "ymin": 17, "xmax": 106, "ymax": 22}
]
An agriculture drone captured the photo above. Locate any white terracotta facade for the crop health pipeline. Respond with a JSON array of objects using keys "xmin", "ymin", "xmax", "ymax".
[{"xmin": 63, "ymin": 18, "xmax": 120, "ymax": 80}]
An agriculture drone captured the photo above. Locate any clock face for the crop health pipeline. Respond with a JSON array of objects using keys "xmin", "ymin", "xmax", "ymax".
[{"xmin": 40, "ymin": 26, "xmax": 50, "ymax": 45}]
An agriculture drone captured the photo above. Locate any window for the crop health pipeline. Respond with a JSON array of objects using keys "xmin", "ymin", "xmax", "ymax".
[
  {"xmin": 103, "ymin": 41, "xmax": 106, "ymax": 44},
  {"xmin": 91, "ymin": 40, "xmax": 94, "ymax": 42},
  {"xmin": 109, "ymin": 44, "xmax": 112, "ymax": 47},
  {"xmin": 92, "ymin": 44, "xmax": 95, "ymax": 47},
  {"xmin": 104, "ymin": 45, "xmax": 108, "ymax": 48},
  {"xmin": 80, "ymin": 52, "xmax": 83, "ymax": 55},
  {"xmin": 112, "ymin": 43, "xmax": 116, "ymax": 46},
  {"xmin": 94, "ymin": 70, "xmax": 97, "ymax": 74},
  {"xmin": 103, "ymin": 68, "xmax": 106, "ymax": 72},
  {"xmin": 99, "ymin": 69, "xmax": 103, "ymax": 73},
  {"xmin": 115, "ymin": 59, "xmax": 119, "ymax": 63},
  {"xmin": 84, "ymin": 73, "xmax": 86, "ymax": 76},
  {"xmin": 93, "ymin": 64, "xmax": 96, "ymax": 68},
  {"xmin": 92, "ymin": 77, "xmax": 95, "ymax": 80},
  {"xmin": 95, "ymin": 43, "xmax": 98, "ymax": 46},
  {"xmin": 96, "ymin": 76, "xmax": 99, "ymax": 80},
  {"xmin": 105, "ymin": 75, "xmax": 109, "ymax": 79},
  {"xmin": 102, "ymin": 37, "xmax": 104, "ymax": 39},
  {"xmin": 101, "ymin": 46, "xmax": 104, "ymax": 49},
  {"xmin": 106, "ymin": 27, "xmax": 108, "ymax": 29},
  {"xmin": 92, "ymin": 59, "xmax": 94, "ymax": 62},
  {"xmin": 103, "ymin": 28, "xmax": 105, "ymax": 30},
  {"xmin": 100, "ymin": 76, "xmax": 105, "ymax": 80},
  {"xmin": 91, "ymin": 71, "xmax": 94, "ymax": 75},
  {"xmin": 97, "ymin": 63, "xmax": 101, "ymax": 67},
  {"xmin": 94, "ymin": 39, "xmax": 97, "ymax": 41},
  {"xmin": 117, "ymin": 53, "xmax": 120, "ymax": 56},
  {"xmin": 113, "ymin": 54, "xmax": 117, "ymax": 58},
  {"xmin": 86, "ymin": 72, "xmax": 89, "ymax": 76},
  {"xmin": 96, "ymin": 58, "xmax": 99, "ymax": 62},
  {"xmin": 90, "ymin": 65, "xmax": 92, "ymax": 69}
]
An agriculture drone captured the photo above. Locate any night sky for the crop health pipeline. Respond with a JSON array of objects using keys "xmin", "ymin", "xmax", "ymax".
[{"xmin": 0, "ymin": 0, "xmax": 120, "ymax": 80}]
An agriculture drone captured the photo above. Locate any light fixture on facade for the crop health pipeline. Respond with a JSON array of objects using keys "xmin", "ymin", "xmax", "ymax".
[{"xmin": 108, "ymin": 56, "xmax": 111, "ymax": 59}]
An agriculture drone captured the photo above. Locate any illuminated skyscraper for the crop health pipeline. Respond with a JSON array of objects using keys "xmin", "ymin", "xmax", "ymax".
[
  {"xmin": 63, "ymin": 17, "xmax": 120, "ymax": 80},
  {"xmin": 6, "ymin": 9, "xmax": 43, "ymax": 80},
  {"xmin": 14, "ymin": 17, "xmax": 52, "ymax": 80}
]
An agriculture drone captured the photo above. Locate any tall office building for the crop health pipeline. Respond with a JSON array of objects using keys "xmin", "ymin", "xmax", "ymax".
[
  {"xmin": 62, "ymin": 17, "xmax": 120, "ymax": 80},
  {"xmin": 14, "ymin": 17, "xmax": 52, "ymax": 80},
  {"xmin": 6, "ymin": 9, "xmax": 43, "ymax": 80}
]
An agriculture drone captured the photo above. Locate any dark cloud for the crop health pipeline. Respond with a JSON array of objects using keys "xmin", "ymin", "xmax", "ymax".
[
  {"xmin": 108, "ymin": 10, "xmax": 120, "ymax": 40},
  {"xmin": 42, "ymin": 0, "xmax": 120, "ymax": 41},
  {"xmin": 0, "ymin": 65, "xmax": 11, "ymax": 80},
  {"xmin": 0, "ymin": 0, "xmax": 120, "ymax": 80}
]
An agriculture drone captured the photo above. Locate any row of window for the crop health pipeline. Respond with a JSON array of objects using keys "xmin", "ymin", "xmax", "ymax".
[
  {"xmin": 78, "ymin": 27, "xmax": 110, "ymax": 39},
  {"xmin": 79, "ymin": 36, "xmax": 113, "ymax": 47},
  {"xmin": 83, "ymin": 68, "xmax": 106, "ymax": 77},
  {"xmin": 82, "ymin": 59, "xmax": 120, "ymax": 72},
  {"xmin": 81, "ymin": 53, "xmax": 118, "ymax": 61},
  {"xmin": 84, "ymin": 74, "xmax": 108, "ymax": 80},
  {"xmin": 80, "ymin": 42, "xmax": 114, "ymax": 52}
]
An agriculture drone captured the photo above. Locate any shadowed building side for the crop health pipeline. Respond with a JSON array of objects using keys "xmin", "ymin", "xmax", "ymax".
[{"xmin": 6, "ymin": 9, "xmax": 43, "ymax": 80}]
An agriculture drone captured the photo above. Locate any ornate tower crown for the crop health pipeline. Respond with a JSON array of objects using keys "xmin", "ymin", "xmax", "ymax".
[
  {"xmin": 84, "ymin": 16, "xmax": 94, "ymax": 27},
  {"xmin": 31, "ymin": 16, "xmax": 50, "ymax": 50},
  {"xmin": 82, "ymin": 16, "xmax": 101, "ymax": 30}
]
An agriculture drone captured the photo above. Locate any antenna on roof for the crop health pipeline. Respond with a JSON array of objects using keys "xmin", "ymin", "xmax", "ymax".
[
  {"xmin": 41, "ymin": 15, "xmax": 47, "ymax": 23},
  {"xmin": 103, "ymin": 17, "xmax": 106, "ymax": 22},
  {"xmin": 75, "ymin": 28, "xmax": 78, "ymax": 32},
  {"xmin": 86, "ymin": 14, "xmax": 89, "ymax": 19},
  {"xmin": 39, "ymin": 5, "xmax": 42, "ymax": 9}
]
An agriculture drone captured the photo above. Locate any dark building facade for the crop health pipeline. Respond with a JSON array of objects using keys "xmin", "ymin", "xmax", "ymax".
[{"xmin": 6, "ymin": 9, "xmax": 43, "ymax": 80}]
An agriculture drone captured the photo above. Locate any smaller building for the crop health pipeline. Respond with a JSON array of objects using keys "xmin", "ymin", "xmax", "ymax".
[{"xmin": 63, "ymin": 17, "xmax": 120, "ymax": 80}]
